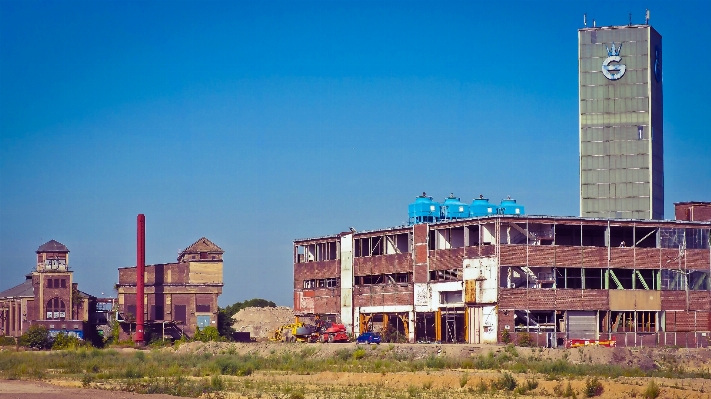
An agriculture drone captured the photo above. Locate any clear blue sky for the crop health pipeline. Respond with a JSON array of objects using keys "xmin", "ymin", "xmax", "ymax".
[{"xmin": 1, "ymin": 1, "xmax": 710, "ymax": 306}]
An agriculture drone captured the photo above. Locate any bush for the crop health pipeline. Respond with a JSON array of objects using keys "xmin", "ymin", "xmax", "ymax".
[
  {"xmin": 584, "ymin": 376, "xmax": 604, "ymax": 397},
  {"xmin": 501, "ymin": 329, "xmax": 511, "ymax": 344},
  {"xmin": 0, "ymin": 335, "xmax": 17, "ymax": 346},
  {"xmin": 491, "ymin": 372, "xmax": 517, "ymax": 391},
  {"xmin": 18, "ymin": 325, "xmax": 51, "ymax": 350},
  {"xmin": 52, "ymin": 332, "xmax": 84, "ymax": 350},
  {"xmin": 193, "ymin": 326, "xmax": 221, "ymax": 342},
  {"xmin": 642, "ymin": 380, "xmax": 660, "ymax": 399},
  {"xmin": 352, "ymin": 348, "xmax": 366, "ymax": 360},
  {"xmin": 517, "ymin": 332, "xmax": 533, "ymax": 347}
]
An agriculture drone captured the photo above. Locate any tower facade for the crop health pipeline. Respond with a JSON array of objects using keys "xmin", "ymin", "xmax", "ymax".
[{"xmin": 579, "ymin": 24, "xmax": 663, "ymax": 219}]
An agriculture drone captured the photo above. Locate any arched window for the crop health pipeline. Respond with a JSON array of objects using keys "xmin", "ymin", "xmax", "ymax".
[{"xmin": 46, "ymin": 297, "xmax": 66, "ymax": 320}]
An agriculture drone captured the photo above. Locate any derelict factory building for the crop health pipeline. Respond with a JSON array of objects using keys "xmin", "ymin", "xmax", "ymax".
[
  {"xmin": 294, "ymin": 198, "xmax": 710, "ymax": 347},
  {"xmin": 292, "ymin": 21, "xmax": 711, "ymax": 348}
]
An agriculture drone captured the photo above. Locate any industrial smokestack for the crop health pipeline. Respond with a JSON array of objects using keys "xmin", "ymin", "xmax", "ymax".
[{"xmin": 135, "ymin": 214, "xmax": 145, "ymax": 345}]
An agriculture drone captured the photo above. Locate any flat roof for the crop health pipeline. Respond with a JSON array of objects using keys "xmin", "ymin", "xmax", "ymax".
[{"xmin": 294, "ymin": 214, "xmax": 711, "ymax": 243}]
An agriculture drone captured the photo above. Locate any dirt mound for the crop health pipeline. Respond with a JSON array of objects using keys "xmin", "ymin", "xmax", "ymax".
[{"xmin": 231, "ymin": 306, "xmax": 295, "ymax": 340}]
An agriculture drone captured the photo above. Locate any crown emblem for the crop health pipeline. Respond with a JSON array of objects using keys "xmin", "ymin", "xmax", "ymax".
[{"xmin": 605, "ymin": 42, "xmax": 622, "ymax": 57}]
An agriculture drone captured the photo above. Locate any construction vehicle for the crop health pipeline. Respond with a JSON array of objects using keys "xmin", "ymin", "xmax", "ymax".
[
  {"xmin": 270, "ymin": 322, "xmax": 319, "ymax": 342},
  {"xmin": 318, "ymin": 322, "xmax": 349, "ymax": 343}
]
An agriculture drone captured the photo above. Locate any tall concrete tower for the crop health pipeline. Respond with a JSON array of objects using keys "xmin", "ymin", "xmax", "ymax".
[{"xmin": 579, "ymin": 23, "xmax": 663, "ymax": 219}]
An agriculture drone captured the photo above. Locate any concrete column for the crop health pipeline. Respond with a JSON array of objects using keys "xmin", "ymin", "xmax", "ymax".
[{"xmin": 340, "ymin": 233, "xmax": 354, "ymax": 334}]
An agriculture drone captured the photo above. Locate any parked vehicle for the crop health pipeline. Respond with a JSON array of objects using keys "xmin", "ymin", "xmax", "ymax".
[
  {"xmin": 319, "ymin": 322, "xmax": 349, "ymax": 343},
  {"xmin": 356, "ymin": 331, "xmax": 381, "ymax": 344}
]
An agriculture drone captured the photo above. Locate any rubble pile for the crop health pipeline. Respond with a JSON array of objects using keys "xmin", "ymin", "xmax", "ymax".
[{"xmin": 231, "ymin": 306, "xmax": 295, "ymax": 339}]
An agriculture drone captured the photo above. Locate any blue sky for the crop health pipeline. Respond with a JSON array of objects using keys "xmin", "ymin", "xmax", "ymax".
[{"xmin": 1, "ymin": 0, "xmax": 710, "ymax": 306}]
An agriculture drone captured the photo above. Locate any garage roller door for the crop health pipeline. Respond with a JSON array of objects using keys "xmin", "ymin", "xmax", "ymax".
[{"xmin": 567, "ymin": 311, "xmax": 596, "ymax": 339}]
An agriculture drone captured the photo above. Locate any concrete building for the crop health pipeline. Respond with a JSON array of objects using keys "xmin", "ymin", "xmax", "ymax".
[
  {"xmin": 0, "ymin": 240, "xmax": 94, "ymax": 339},
  {"xmin": 115, "ymin": 237, "xmax": 224, "ymax": 340},
  {"xmin": 579, "ymin": 23, "xmax": 663, "ymax": 219},
  {"xmin": 293, "ymin": 202, "xmax": 711, "ymax": 347}
]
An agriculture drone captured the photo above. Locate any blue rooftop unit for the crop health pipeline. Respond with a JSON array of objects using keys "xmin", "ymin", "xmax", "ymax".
[
  {"xmin": 441, "ymin": 193, "xmax": 469, "ymax": 220},
  {"xmin": 408, "ymin": 192, "xmax": 441, "ymax": 225},
  {"xmin": 470, "ymin": 195, "xmax": 498, "ymax": 217},
  {"xmin": 499, "ymin": 197, "xmax": 525, "ymax": 215}
]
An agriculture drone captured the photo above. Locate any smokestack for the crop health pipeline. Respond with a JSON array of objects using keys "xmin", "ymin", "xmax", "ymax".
[{"xmin": 135, "ymin": 214, "xmax": 145, "ymax": 345}]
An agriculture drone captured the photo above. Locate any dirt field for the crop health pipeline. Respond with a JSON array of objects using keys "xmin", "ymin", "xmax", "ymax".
[{"xmin": 2, "ymin": 342, "xmax": 710, "ymax": 398}]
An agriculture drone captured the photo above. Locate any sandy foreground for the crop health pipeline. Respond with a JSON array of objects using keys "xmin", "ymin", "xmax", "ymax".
[{"xmin": 0, "ymin": 379, "xmax": 177, "ymax": 398}]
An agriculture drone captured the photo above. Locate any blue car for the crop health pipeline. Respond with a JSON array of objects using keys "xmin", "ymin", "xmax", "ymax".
[{"xmin": 356, "ymin": 332, "xmax": 381, "ymax": 344}]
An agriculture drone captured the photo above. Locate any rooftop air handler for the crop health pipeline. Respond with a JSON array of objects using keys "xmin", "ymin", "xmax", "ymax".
[
  {"xmin": 441, "ymin": 194, "xmax": 469, "ymax": 220},
  {"xmin": 499, "ymin": 197, "xmax": 525, "ymax": 215},
  {"xmin": 470, "ymin": 195, "xmax": 498, "ymax": 217},
  {"xmin": 408, "ymin": 193, "xmax": 441, "ymax": 225}
]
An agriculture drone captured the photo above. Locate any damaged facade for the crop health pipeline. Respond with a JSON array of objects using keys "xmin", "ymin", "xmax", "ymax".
[
  {"xmin": 115, "ymin": 237, "xmax": 224, "ymax": 340},
  {"xmin": 293, "ymin": 203, "xmax": 711, "ymax": 347}
]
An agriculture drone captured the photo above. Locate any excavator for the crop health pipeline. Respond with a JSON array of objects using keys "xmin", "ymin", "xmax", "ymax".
[
  {"xmin": 270, "ymin": 322, "xmax": 319, "ymax": 342},
  {"xmin": 269, "ymin": 317, "xmax": 349, "ymax": 343}
]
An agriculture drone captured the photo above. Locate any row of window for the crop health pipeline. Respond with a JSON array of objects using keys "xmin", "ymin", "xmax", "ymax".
[
  {"xmin": 303, "ymin": 278, "xmax": 340, "ymax": 289},
  {"xmin": 46, "ymin": 278, "xmax": 67, "ymax": 288},
  {"xmin": 355, "ymin": 273, "xmax": 411, "ymax": 286}
]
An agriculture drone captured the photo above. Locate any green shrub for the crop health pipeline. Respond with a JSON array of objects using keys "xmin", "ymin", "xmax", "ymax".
[
  {"xmin": 517, "ymin": 332, "xmax": 533, "ymax": 347},
  {"xmin": 0, "ymin": 335, "xmax": 17, "ymax": 346},
  {"xmin": 459, "ymin": 372, "xmax": 469, "ymax": 388},
  {"xmin": 584, "ymin": 376, "xmax": 604, "ymax": 397},
  {"xmin": 52, "ymin": 332, "xmax": 83, "ymax": 350},
  {"xmin": 18, "ymin": 325, "xmax": 50, "ymax": 350},
  {"xmin": 491, "ymin": 371, "xmax": 517, "ymax": 391},
  {"xmin": 193, "ymin": 326, "xmax": 221, "ymax": 342},
  {"xmin": 352, "ymin": 348, "xmax": 366, "ymax": 360},
  {"xmin": 642, "ymin": 380, "xmax": 660, "ymax": 399},
  {"xmin": 501, "ymin": 329, "xmax": 511, "ymax": 344}
]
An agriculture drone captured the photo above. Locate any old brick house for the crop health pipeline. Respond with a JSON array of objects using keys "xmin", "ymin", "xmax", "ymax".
[
  {"xmin": 116, "ymin": 237, "xmax": 224, "ymax": 340},
  {"xmin": 0, "ymin": 240, "xmax": 93, "ymax": 338}
]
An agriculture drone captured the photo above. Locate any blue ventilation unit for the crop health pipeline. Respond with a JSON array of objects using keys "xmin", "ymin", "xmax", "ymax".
[
  {"xmin": 470, "ymin": 195, "xmax": 497, "ymax": 217},
  {"xmin": 441, "ymin": 193, "xmax": 470, "ymax": 220},
  {"xmin": 499, "ymin": 197, "xmax": 525, "ymax": 215},
  {"xmin": 408, "ymin": 192, "xmax": 441, "ymax": 225}
]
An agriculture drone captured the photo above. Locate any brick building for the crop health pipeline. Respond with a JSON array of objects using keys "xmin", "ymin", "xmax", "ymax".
[
  {"xmin": 0, "ymin": 240, "xmax": 93, "ymax": 339},
  {"xmin": 116, "ymin": 237, "xmax": 224, "ymax": 340},
  {"xmin": 293, "ymin": 203, "xmax": 711, "ymax": 347}
]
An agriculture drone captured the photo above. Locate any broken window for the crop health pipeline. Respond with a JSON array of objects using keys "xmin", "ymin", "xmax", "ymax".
[
  {"xmin": 439, "ymin": 290, "xmax": 462, "ymax": 304},
  {"xmin": 584, "ymin": 268, "xmax": 605, "ymax": 289},
  {"xmin": 466, "ymin": 225, "xmax": 480, "ymax": 246},
  {"xmin": 661, "ymin": 269, "xmax": 685, "ymax": 290},
  {"xmin": 686, "ymin": 228, "xmax": 710, "ymax": 249},
  {"xmin": 660, "ymin": 228, "xmax": 685, "ymax": 249},
  {"xmin": 609, "ymin": 226, "xmax": 634, "ymax": 248},
  {"xmin": 429, "ymin": 268, "xmax": 461, "ymax": 282},
  {"xmin": 502, "ymin": 266, "xmax": 554, "ymax": 289},
  {"xmin": 355, "ymin": 236, "xmax": 384, "ymax": 257},
  {"xmin": 433, "ymin": 228, "xmax": 464, "ymax": 249},
  {"xmin": 689, "ymin": 271, "xmax": 710, "ymax": 291},
  {"xmin": 582, "ymin": 225, "xmax": 606, "ymax": 247},
  {"xmin": 634, "ymin": 227, "xmax": 657, "ymax": 248},
  {"xmin": 196, "ymin": 304, "xmax": 210, "ymax": 313},
  {"xmin": 609, "ymin": 311, "xmax": 656, "ymax": 333},
  {"xmin": 385, "ymin": 233, "xmax": 410, "ymax": 254},
  {"xmin": 556, "ymin": 268, "xmax": 583, "ymax": 289},
  {"xmin": 554, "ymin": 224, "xmax": 581, "ymax": 246},
  {"xmin": 515, "ymin": 310, "xmax": 555, "ymax": 332}
]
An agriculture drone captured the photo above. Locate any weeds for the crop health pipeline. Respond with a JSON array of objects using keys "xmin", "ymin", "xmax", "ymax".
[
  {"xmin": 584, "ymin": 376, "xmax": 604, "ymax": 397},
  {"xmin": 491, "ymin": 371, "xmax": 517, "ymax": 391},
  {"xmin": 642, "ymin": 380, "xmax": 660, "ymax": 399}
]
